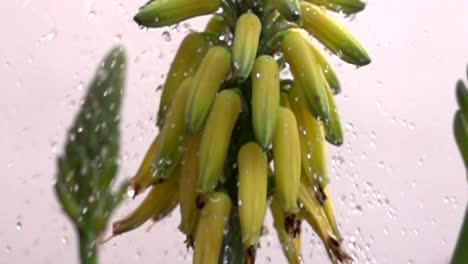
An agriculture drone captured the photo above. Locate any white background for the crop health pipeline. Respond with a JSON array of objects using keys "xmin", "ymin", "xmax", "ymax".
[{"xmin": 1, "ymin": 0, "xmax": 468, "ymax": 263}]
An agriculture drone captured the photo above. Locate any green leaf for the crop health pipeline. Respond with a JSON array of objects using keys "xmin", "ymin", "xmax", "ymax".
[
  {"xmin": 456, "ymin": 80, "xmax": 468, "ymax": 122},
  {"xmin": 94, "ymin": 180, "xmax": 130, "ymax": 232},
  {"xmin": 454, "ymin": 110, "xmax": 468, "ymax": 170},
  {"xmin": 55, "ymin": 46, "xmax": 127, "ymax": 231},
  {"xmin": 55, "ymin": 180, "xmax": 81, "ymax": 222},
  {"xmin": 451, "ymin": 208, "xmax": 468, "ymax": 264}
]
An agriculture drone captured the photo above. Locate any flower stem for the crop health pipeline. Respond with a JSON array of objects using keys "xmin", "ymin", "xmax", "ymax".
[
  {"xmin": 217, "ymin": 91, "xmax": 252, "ymax": 264},
  {"xmin": 452, "ymin": 206, "xmax": 468, "ymax": 264},
  {"xmin": 218, "ymin": 208, "xmax": 245, "ymax": 264},
  {"xmin": 79, "ymin": 230, "xmax": 98, "ymax": 264}
]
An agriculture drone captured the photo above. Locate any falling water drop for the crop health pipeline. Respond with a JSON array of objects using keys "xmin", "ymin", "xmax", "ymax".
[
  {"xmin": 40, "ymin": 29, "xmax": 57, "ymax": 42},
  {"xmin": 162, "ymin": 31, "xmax": 172, "ymax": 42}
]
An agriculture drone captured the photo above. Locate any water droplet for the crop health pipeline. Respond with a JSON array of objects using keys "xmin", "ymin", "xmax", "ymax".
[
  {"xmin": 114, "ymin": 34, "xmax": 122, "ymax": 43},
  {"xmin": 419, "ymin": 200, "xmax": 425, "ymax": 209},
  {"xmin": 77, "ymin": 82, "xmax": 84, "ymax": 91},
  {"xmin": 16, "ymin": 222, "xmax": 22, "ymax": 231},
  {"xmin": 352, "ymin": 204, "xmax": 363, "ymax": 215},
  {"xmin": 418, "ymin": 157, "xmax": 424, "ymax": 166},
  {"xmin": 86, "ymin": 0, "xmax": 97, "ymax": 19},
  {"xmin": 386, "ymin": 165, "xmax": 393, "ymax": 173},
  {"xmin": 135, "ymin": 250, "xmax": 143, "ymax": 259},
  {"xmin": 443, "ymin": 196, "xmax": 449, "ymax": 204},
  {"xmin": 377, "ymin": 161, "xmax": 384, "ymax": 168},
  {"xmin": 127, "ymin": 187, "xmax": 136, "ymax": 198},
  {"xmin": 88, "ymin": 10, "xmax": 96, "ymax": 19},
  {"xmin": 40, "ymin": 29, "xmax": 57, "ymax": 42},
  {"xmin": 162, "ymin": 31, "xmax": 172, "ymax": 42},
  {"xmin": 400, "ymin": 228, "xmax": 406, "ymax": 236},
  {"xmin": 423, "ymin": 30, "xmax": 429, "ymax": 37}
]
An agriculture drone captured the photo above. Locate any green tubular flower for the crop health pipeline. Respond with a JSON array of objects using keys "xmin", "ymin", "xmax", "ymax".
[
  {"xmin": 251, "ymin": 55, "xmax": 280, "ymax": 149},
  {"xmin": 322, "ymin": 185, "xmax": 342, "ymax": 242},
  {"xmin": 288, "ymin": 82, "xmax": 343, "ymax": 242},
  {"xmin": 306, "ymin": 37, "xmax": 341, "ymax": 94},
  {"xmin": 134, "ymin": 0, "xmax": 222, "ymax": 28},
  {"xmin": 288, "ymin": 82, "xmax": 330, "ymax": 192},
  {"xmin": 178, "ymin": 135, "xmax": 202, "ymax": 244},
  {"xmin": 272, "ymin": 0, "xmax": 302, "ymax": 21},
  {"xmin": 298, "ymin": 181, "xmax": 351, "ymax": 263},
  {"xmin": 112, "ymin": 170, "xmax": 180, "ymax": 236},
  {"xmin": 237, "ymin": 142, "xmax": 268, "ymax": 255},
  {"xmin": 129, "ymin": 134, "xmax": 160, "ymax": 196},
  {"xmin": 193, "ymin": 192, "xmax": 232, "ymax": 264},
  {"xmin": 270, "ymin": 197, "xmax": 302, "ymax": 264},
  {"xmin": 273, "ymin": 107, "xmax": 302, "ymax": 216},
  {"xmin": 304, "ymin": 0, "xmax": 366, "ymax": 14},
  {"xmin": 300, "ymin": 1, "xmax": 371, "ymax": 66},
  {"xmin": 323, "ymin": 77, "xmax": 344, "ymax": 146},
  {"xmin": 156, "ymin": 32, "xmax": 210, "ymax": 128},
  {"xmin": 153, "ymin": 77, "xmax": 193, "ymax": 178},
  {"xmin": 232, "ymin": 12, "xmax": 262, "ymax": 81},
  {"xmin": 204, "ymin": 14, "xmax": 228, "ymax": 35},
  {"xmin": 196, "ymin": 89, "xmax": 242, "ymax": 195},
  {"xmin": 298, "ymin": 181, "xmax": 333, "ymax": 244},
  {"xmin": 280, "ymin": 29, "xmax": 330, "ymax": 121},
  {"xmin": 185, "ymin": 46, "xmax": 232, "ymax": 134}
]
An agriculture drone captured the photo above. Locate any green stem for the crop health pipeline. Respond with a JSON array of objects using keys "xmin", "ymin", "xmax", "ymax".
[
  {"xmin": 218, "ymin": 207, "xmax": 245, "ymax": 264},
  {"xmin": 221, "ymin": 0, "xmax": 237, "ymax": 32},
  {"xmin": 79, "ymin": 230, "xmax": 98, "ymax": 264},
  {"xmin": 452, "ymin": 206, "xmax": 468, "ymax": 264},
  {"xmin": 219, "ymin": 148, "xmax": 245, "ymax": 264},
  {"xmin": 218, "ymin": 85, "xmax": 254, "ymax": 264}
]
